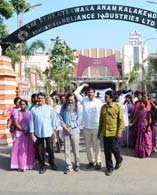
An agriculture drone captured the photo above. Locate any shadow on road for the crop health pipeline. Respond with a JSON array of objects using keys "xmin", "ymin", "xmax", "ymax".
[
  {"xmin": 149, "ymin": 150, "xmax": 157, "ymax": 158},
  {"xmin": 0, "ymin": 154, "xmax": 10, "ymax": 171}
]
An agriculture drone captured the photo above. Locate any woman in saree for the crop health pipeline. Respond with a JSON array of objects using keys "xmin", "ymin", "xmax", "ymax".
[
  {"xmin": 3, "ymin": 97, "xmax": 21, "ymax": 134},
  {"xmin": 142, "ymin": 92, "xmax": 152, "ymax": 111},
  {"xmin": 120, "ymin": 95, "xmax": 134, "ymax": 147},
  {"xmin": 131, "ymin": 99, "xmax": 155, "ymax": 158},
  {"xmin": 10, "ymin": 99, "xmax": 34, "ymax": 171}
]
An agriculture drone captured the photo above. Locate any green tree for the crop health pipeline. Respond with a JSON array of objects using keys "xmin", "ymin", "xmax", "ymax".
[
  {"xmin": 0, "ymin": 23, "xmax": 9, "ymax": 40},
  {"xmin": 0, "ymin": 0, "xmax": 30, "ymax": 41},
  {"xmin": 1, "ymin": 0, "xmax": 32, "ymax": 59},
  {"xmin": 135, "ymin": 61, "xmax": 154, "ymax": 92},
  {"xmin": 5, "ymin": 39, "xmax": 46, "ymax": 69},
  {"xmin": 0, "ymin": 1, "xmax": 14, "ymax": 19},
  {"xmin": 147, "ymin": 56, "xmax": 157, "ymax": 74},
  {"xmin": 127, "ymin": 70, "xmax": 139, "ymax": 89},
  {"xmin": 0, "ymin": 0, "xmax": 14, "ymax": 40},
  {"xmin": 4, "ymin": 44, "xmax": 19, "ymax": 69},
  {"xmin": 28, "ymin": 40, "xmax": 46, "ymax": 54},
  {"xmin": 10, "ymin": 0, "xmax": 31, "ymax": 15},
  {"xmin": 48, "ymin": 36, "xmax": 76, "ymax": 92},
  {"xmin": 22, "ymin": 39, "xmax": 46, "ymax": 61},
  {"xmin": 146, "ymin": 56, "xmax": 157, "ymax": 90},
  {"xmin": 22, "ymin": 40, "xmax": 46, "ymax": 82}
]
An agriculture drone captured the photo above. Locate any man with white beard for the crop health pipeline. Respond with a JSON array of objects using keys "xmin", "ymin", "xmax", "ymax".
[{"xmin": 60, "ymin": 93, "xmax": 82, "ymax": 174}]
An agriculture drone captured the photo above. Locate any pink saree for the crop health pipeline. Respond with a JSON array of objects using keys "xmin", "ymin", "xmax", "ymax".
[
  {"xmin": 10, "ymin": 110, "xmax": 34, "ymax": 170},
  {"xmin": 135, "ymin": 109, "xmax": 155, "ymax": 158}
]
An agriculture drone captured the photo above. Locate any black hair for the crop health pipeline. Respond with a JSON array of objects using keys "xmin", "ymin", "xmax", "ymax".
[
  {"xmin": 51, "ymin": 90, "xmax": 58, "ymax": 97},
  {"xmin": 140, "ymin": 98, "xmax": 147, "ymax": 107},
  {"xmin": 113, "ymin": 93, "xmax": 119, "ymax": 102},
  {"xmin": 136, "ymin": 91, "xmax": 142, "ymax": 96},
  {"xmin": 37, "ymin": 92, "xmax": 46, "ymax": 98},
  {"xmin": 105, "ymin": 91, "xmax": 115, "ymax": 99},
  {"xmin": 31, "ymin": 93, "xmax": 37, "ymax": 100},
  {"xmin": 87, "ymin": 87, "xmax": 95, "ymax": 93},
  {"xmin": 124, "ymin": 95, "xmax": 133, "ymax": 104},
  {"xmin": 14, "ymin": 97, "xmax": 21, "ymax": 104},
  {"xmin": 19, "ymin": 99, "xmax": 28, "ymax": 106},
  {"xmin": 126, "ymin": 94, "xmax": 132, "ymax": 99}
]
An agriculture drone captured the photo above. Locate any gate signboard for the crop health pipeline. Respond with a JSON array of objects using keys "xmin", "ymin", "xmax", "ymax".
[{"xmin": 3, "ymin": 4, "xmax": 157, "ymax": 43}]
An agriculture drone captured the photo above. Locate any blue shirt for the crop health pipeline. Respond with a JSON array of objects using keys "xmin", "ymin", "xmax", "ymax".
[
  {"xmin": 29, "ymin": 104, "xmax": 55, "ymax": 138},
  {"xmin": 60, "ymin": 104, "xmax": 82, "ymax": 136}
]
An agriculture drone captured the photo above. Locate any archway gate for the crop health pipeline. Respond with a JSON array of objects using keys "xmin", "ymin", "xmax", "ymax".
[{"xmin": 3, "ymin": 4, "xmax": 157, "ymax": 43}]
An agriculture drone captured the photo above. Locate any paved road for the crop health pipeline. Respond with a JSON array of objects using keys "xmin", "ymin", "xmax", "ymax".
[{"xmin": 0, "ymin": 135, "xmax": 157, "ymax": 195}]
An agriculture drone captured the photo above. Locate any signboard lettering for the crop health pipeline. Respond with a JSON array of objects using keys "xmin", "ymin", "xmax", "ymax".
[{"xmin": 3, "ymin": 4, "xmax": 157, "ymax": 43}]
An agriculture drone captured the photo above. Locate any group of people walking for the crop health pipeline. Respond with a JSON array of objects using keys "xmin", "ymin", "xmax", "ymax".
[{"xmin": 4, "ymin": 84, "xmax": 156, "ymax": 176}]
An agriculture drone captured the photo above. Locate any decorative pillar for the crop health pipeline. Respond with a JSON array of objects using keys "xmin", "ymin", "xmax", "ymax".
[{"xmin": 0, "ymin": 56, "xmax": 17, "ymax": 146}]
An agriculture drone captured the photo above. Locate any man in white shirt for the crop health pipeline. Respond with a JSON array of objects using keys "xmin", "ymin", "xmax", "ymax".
[{"xmin": 74, "ymin": 83, "xmax": 103, "ymax": 170}]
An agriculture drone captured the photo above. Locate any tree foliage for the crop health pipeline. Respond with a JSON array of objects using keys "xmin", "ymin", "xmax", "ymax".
[
  {"xmin": 0, "ymin": 23, "xmax": 9, "ymax": 40},
  {"xmin": 0, "ymin": 0, "xmax": 31, "ymax": 52},
  {"xmin": 128, "ymin": 70, "xmax": 139, "ymax": 85},
  {"xmin": 0, "ymin": 0, "xmax": 14, "ymax": 19},
  {"xmin": 10, "ymin": 0, "xmax": 31, "ymax": 15},
  {"xmin": 48, "ymin": 36, "xmax": 76, "ymax": 92},
  {"xmin": 0, "ymin": 0, "xmax": 14, "ymax": 40},
  {"xmin": 29, "ymin": 40, "xmax": 46, "ymax": 54},
  {"xmin": 147, "ymin": 56, "xmax": 157, "ymax": 72},
  {"xmin": 5, "ymin": 39, "xmax": 46, "ymax": 69},
  {"xmin": 5, "ymin": 44, "xmax": 19, "ymax": 69}
]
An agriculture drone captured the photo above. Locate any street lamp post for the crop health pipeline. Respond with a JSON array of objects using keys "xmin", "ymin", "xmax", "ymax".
[
  {"xmin": 48, "ymin": 58, "xmax": 52, "ymax": 95},
  {"xmin": 45, "ymin": 43, "xmax": 52, "ymax": 94},
  {"xmin": 146, "ymin": 0, "xmax": 157, "ymax": 4},
  {"xmin": 19, "ymin": 4, "xmax": 42, "ymax": 82}
]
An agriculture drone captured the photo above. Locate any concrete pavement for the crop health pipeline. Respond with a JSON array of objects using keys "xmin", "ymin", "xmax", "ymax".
[{"xmin": 0, "ymin": 140, "xmax": 157, "ymax": 195}]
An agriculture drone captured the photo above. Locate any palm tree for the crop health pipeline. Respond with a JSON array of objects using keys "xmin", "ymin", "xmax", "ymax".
[
  {"xmin": 23, "ymin": 39, "xmax": 46, "ymax": 59},
  {"xmin": 5, "ymin": 39, "xmax": 46, "ymax": 70},
  {"xmin": 23, "ymin": 40, "xmax": 46, "ymax": 76},
  {"xmin": 5, "ymin": 44, "xmax": 19, "ymax": 69},
  {"xmin": 23, "ymin": 40, "xmax": 46, "ymax": 92},
  {"xmin": 146, "ymin": 55, "xmax": 157, "ymax": 90},
  {"xmin": 0, "ymin": 1, "xmax": 14, "ymax": 43},
  {"xmin": 10, "ymin": 0, "xmax": 31, "ymax": 15},
  {"xmin": 135, "ymin": 61, "xmax": 155, "ymax": 92},
  {"xmin": 127, "ymin": 70, "xmax": 139, "ymax": 89},
  {"xmin": 147, "ymin": 56, "xmax": 157, "ymax": 74},
  {"xmin": 28, "ymin": 40, "xmax": 46, "ymax": 54}
]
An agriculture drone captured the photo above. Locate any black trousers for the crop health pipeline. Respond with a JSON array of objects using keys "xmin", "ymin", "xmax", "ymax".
[
  {"xmin": 103, "ymin": 136, "xmax": 122, "ymax": 171},
  {"xmin": 37, "ymin": 136, "xmax": 54, "ymax": 168}
]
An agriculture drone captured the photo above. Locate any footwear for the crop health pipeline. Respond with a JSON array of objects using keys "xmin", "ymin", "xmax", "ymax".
[
  {"xmin": 51, "ymin": 163, "xmax": 58, "ymax": 171},
  {"xmin": 115, "ymin": 157, "xmax": 123, "ymax": 170},
  {"xmin": 105, "ymin": 170, "xmax": 113, "ymax": 176},
  {"xmin": 74, "ymin": 166, "xmax": 80, "ymax": 172},
  {"xmin": 95, "ymin": 162, "xmax": 101, "ymax": 170},
  {"xmin": 39, "ymin": 165, "xmax": 47, "ymax": 174},
  {"xmin": 86, "ymin": 162, "xmax": 94, "ymax": 169},
  {"xmin": 64, "ymin": 168, "xmax": 73, "ymax": 174}
]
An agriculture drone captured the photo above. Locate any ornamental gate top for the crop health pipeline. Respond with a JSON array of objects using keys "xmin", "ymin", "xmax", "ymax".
[{"xmin": 3, "ymin": 4, "xmax": 157, "ymax": 43}]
